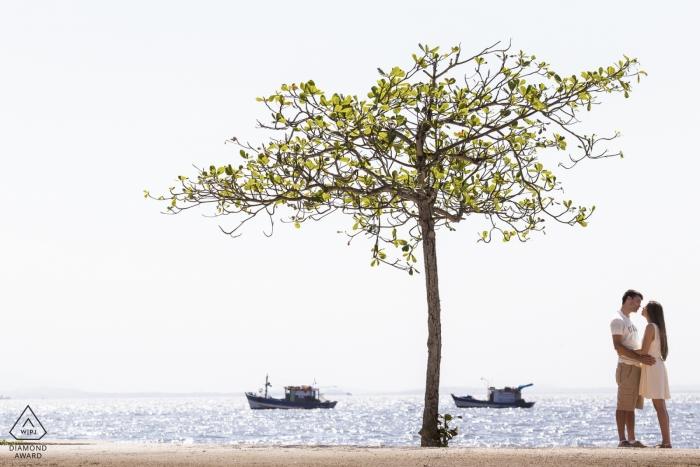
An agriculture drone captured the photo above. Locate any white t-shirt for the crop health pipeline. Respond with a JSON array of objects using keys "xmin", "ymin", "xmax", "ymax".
[{"xmin": 610, "ymin": 310, "xmax": 641, "ymax": 366}]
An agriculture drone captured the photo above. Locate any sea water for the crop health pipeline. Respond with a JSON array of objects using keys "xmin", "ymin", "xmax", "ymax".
[{"xmin": 1, "ymin": 394, "xmax": 698, "ymax": 448}]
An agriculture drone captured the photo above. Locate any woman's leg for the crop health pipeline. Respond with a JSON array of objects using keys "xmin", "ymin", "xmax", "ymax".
[{"xmin": 652, "ymin": 399, "xmax": 671, "ymax": 445}]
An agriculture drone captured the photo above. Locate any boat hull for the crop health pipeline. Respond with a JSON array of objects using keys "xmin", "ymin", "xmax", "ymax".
[
  {"xmin": 245, "ymin": 393, "xmax": 337, "ymax": 409},
  {"xmin": 451, "ymin": 394, "xmax": 535, "ymax": 409}
]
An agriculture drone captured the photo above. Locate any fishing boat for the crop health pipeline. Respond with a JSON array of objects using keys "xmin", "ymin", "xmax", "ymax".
[
  {"xmin": 245, "ymin": 375, "xmax": 337, "ymax": 409},
  {"xmin": 452, "ymin": 383, "xmax": 535, "ymax": 408}
]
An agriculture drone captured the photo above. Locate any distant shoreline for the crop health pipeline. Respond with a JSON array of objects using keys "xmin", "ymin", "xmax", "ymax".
[{"xmin": 2, "ymin": 443, "xmax": 699, "ymax": 467}]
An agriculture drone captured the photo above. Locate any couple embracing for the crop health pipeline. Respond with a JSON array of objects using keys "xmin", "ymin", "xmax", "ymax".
[{"xmin": 611, "ymin": 289, "xmax": 671, "ymax": 448}]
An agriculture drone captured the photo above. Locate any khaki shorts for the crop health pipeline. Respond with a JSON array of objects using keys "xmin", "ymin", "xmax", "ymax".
[{"xmin": 616, "ymin": 362, "xmax": 644, "ymax": 411}]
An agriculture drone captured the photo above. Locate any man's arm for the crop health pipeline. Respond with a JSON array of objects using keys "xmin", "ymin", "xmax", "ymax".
[{"xmin": 612, "ymin": 334, "xmax": 656, "ymax": 365}]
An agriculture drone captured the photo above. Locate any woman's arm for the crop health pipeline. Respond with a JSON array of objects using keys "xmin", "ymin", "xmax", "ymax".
[{"xmin": 634, "ymin": 324, "xmax": 655, "ymax": 355}]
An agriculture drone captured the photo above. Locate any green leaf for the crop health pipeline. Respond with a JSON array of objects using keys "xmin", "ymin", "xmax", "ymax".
[{"xmin": 389, "ymin": 67, "xmax": 406, "ymax": 77}]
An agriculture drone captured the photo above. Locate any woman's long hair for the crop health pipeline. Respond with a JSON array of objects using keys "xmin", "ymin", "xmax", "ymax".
[{"xmin": 646, "ymin": 301, "xmax": 668, "ymax": 361}]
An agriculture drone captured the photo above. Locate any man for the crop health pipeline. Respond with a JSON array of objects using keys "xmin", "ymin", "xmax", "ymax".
[{"xmin": 611, "ymin": 289, "xmax": 656, "ymax": 448}]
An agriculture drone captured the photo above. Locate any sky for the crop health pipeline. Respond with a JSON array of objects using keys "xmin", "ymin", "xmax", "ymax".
[{"xmin": 1, "ymin": 0, "xmax": 699, "ymax": 396}]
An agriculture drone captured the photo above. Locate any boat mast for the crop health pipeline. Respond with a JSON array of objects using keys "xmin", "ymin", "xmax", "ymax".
[{"xmin": 264, "ymin": 374, "xmax": 271, "ymax": 399}]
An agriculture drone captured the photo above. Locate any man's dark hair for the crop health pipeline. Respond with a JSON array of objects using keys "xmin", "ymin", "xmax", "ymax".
[{"xmin": 622, "ymin": 289, "xmax": 643, "ymax": 305}]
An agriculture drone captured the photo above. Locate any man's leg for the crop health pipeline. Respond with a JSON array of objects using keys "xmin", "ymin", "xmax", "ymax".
[
  {"xmin": 615, "ymin": 363, "xmax": 642, "ymax": 446},
  {"xmin": 616, "ymin": 410, "xmax": 628, "ymax": 441},
  {"xmin": 629, "ymin": 369, "xmax": 645, "ymax": 446},
  {"xmin": 626, "ymin": 410, "xmax": 635, "ymax": 442},
  {"xmin": 615, "ymin": 363, "xmax": 628, "ymax": 443}
]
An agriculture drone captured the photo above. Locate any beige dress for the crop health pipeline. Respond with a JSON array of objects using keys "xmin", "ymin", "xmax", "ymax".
[{"xmin": 639, "ymin": 323, "xmax": 671, "ymax": 400}]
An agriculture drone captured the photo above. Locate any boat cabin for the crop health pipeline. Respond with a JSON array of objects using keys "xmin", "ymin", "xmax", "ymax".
[
  {"xmin": 284, "ymin": 385, "xmax": 322, "ymax": 402},
  {"xmin": 487, "ymin": 386, "xmax": 520, "ymax": 404}
]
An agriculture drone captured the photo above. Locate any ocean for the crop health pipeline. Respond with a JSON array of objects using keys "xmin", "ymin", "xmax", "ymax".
[{"xmin": 1, "ymin": 394, "xmax": 698, "ymax": 448}]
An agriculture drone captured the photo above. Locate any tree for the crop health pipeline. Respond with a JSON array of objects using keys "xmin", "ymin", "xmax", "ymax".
[{"xmin": 147, "ymin": 42, "xmax": 644, "ymax": 446}]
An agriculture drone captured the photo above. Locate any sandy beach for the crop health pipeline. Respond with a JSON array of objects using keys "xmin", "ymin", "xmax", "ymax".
[{"xmin": 2, "ymin": 442, "xmax": 700, "ymax": 467}]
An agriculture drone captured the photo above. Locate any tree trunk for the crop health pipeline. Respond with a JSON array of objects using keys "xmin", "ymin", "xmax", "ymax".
[{"xmin": 417, "ymin": 201, "xmax": 442, "ymax": 447}]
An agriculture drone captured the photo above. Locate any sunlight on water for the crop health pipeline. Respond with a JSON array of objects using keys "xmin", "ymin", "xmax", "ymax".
[{"xmin": 1, "ymin": 394, "xmax": 698, "ymax": 448}]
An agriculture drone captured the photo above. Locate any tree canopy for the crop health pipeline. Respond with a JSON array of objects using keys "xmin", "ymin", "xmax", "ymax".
[{"xmin": 148, "ymin": 42, "xmax": 644, "ymax": 446}]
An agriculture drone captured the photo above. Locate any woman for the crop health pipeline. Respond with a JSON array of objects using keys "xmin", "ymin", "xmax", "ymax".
[{"xmin": 634, "ymin": 301, "xmax": 672, "ymax": 448}]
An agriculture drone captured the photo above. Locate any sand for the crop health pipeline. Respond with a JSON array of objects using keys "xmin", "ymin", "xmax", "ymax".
[{"xmin": 2, "ymin": 442, "xmax": 700, "ymax": 467}]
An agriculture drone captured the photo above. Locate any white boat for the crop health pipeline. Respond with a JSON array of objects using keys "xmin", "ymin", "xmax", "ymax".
[{"xmin": 452, "ymin": 383, "xmax": 535, "ymax": 408}]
